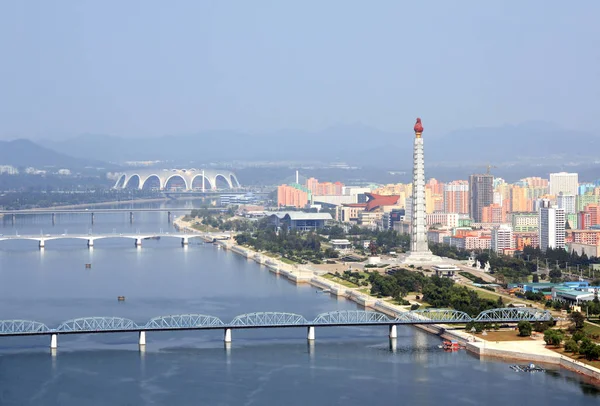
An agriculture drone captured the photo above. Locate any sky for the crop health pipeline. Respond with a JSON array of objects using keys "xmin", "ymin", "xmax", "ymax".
[{"xmin": 0, "ymin": 0, "xmax": 598, "ymax": 140}]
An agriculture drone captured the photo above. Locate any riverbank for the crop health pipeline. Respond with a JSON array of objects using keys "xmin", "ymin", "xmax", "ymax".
[{"xmin": 173, "ymin": 216, "xmax": 600, "ymax": 384}]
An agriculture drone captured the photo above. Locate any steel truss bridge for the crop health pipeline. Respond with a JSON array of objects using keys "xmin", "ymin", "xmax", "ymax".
[{"xmin": 0, "ymin": 308, "xmax": 552, "ymax": 348}]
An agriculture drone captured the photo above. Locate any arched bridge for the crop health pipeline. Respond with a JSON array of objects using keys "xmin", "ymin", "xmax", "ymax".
[
  {"xmin": 0, "ymin": 308, "xmax": 553, "ymax": 348},
  {"xmin": 113, "ymin": 168, "xmax": 241, "ymax": 191}
]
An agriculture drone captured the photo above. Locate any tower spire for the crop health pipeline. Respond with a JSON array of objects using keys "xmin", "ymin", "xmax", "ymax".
[{"xmin": 405, "ymin": 117, "xmax": 440, "ymax": 263}]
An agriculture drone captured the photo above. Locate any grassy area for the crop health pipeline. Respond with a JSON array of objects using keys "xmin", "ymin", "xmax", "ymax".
[
  {"xmin": 280, "ymin": 257, "xmax": 297, "ymax": 265},
  {"xmin": 358, "ymin": 288, "xmax": 371, "ymax": 295},
  {"xmin": 191, "ymin": 223, "xmax": 219, "ymax": 232},
  {"xmin": 322, "ymin": 273, "xmax": 359, "ymax": 288},
  {"xmin": 551, "ymin": 347, "xmax": 600, "ymax": 369},
  {"xmin": 471, "ymin": 288, "xmax": 503, "ymax": 301},
  {"xmin": 458, "ymin": 271, "xmax": 487, "ymax": 284},
  {"xmin": 583, "ymin": 321, "xmax": 600, "ymax": 342},
  {"xmin": 480, "ymin": 330, "xmax": 539, "ymax": 342},
  {"xmin": 262, "ymin": 252, "xmax": 279, "ymax": 258}
]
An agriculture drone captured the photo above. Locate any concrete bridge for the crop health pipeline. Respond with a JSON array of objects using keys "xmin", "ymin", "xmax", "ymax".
[
  {"xmin": 0, "ymin": 232, "xmax": 210, "ymax": 248},
  {"xmin": 0, "ymin": 308, "xmax": 553, "ymax": 349},
  {"xmin": 0, "ymin": 208, "xmax": 223, "ymax": 225}
]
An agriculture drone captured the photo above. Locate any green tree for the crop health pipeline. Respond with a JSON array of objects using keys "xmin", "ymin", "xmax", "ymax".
[
  {"xmin": 517, "ymin": 321, "xmax": 532, "ymax": 337},
  {"xmin": 564, "ymin": 339, "xmax": 579, "ymax": 353},
  {"xmin": 543, "ymin": 329, "xmax": 563, "ymax": 347},
  {"xmin": 572, "ymin": 330, "xmax": 585, "ymax": 343},
  {"xmin": 569, "ymin": 311, "xmax": 586, "ymax": 330}
]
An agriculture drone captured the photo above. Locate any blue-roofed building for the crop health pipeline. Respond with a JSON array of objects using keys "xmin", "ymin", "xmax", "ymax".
[{"xmin": 269, "ymin": 212, "xmax": 333, "ymax": 231}]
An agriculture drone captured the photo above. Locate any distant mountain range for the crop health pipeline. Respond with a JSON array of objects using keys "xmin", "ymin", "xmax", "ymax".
[
  {"xmin": 0, "ymin": 139, "xmax": 113, "ymax": 170},
  {"xmin": 2, "ymin": 123, "xmax": 597, "ymax": 183},
  {"xmin": 37, "ymin": 123, "xmax": 598, "ymax": 170}
]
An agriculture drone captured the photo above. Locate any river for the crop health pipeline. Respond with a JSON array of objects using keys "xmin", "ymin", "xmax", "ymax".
[{"xmin": 0, "ymin": 201, "xmax": 599, "ymax": 405}]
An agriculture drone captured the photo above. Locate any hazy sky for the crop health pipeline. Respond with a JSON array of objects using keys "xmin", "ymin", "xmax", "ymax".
[{"xmin": 0, "ymin": 1, "xmax": 598, "ymax": 140}]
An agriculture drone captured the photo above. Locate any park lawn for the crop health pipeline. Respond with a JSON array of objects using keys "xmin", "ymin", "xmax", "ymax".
[
  {"xmin": 262, "ymin": 252, "xmax": 279, "ymax": 258},
  {"xmin": 480, "ymin": 330, "xmax": 540, "ymax": 342},
  {"xmin": 280, "ymin": 257, "xmax": 297, "ymax": 265},
  {"xmin": 191, "ymin": 223, "xmax": 219, "ymax": 232},
  {"xmin": 551, "ymin": 347, "xmax": 600, "ymax": 369},
  {"xmin": 322, "ymin": 273, "xmax": 359, "ymax": 288},
  {"xmin": 471, "ymin": 288, "xmax": 502, "ymax": 301},
  {"xmin": 583, "ymin": 322, "xmax": 600, "ymax": 342},
  {"xmin": 358, "ymin": 288, "xmax": 371, "ymax": 295}
]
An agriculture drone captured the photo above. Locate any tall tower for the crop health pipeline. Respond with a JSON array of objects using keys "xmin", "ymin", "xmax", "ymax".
[{"xmin": 405, "ymin": 118, "xmax": 437, "ymax": 262}]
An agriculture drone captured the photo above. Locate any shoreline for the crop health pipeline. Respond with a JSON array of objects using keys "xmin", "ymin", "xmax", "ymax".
[{"xmin": 173, "ymin": 217, "xmax": 600, "ymax": 385}]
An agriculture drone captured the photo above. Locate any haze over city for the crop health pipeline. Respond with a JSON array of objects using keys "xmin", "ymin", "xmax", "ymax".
[{"xmin": 0, "ymin": 0, "xmax": 599, "ymax": 141}]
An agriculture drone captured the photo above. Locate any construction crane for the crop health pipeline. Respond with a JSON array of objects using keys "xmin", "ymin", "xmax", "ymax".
[{"xmin": 485, "ymin": 164, "xmax": 497, "ymax": 175}]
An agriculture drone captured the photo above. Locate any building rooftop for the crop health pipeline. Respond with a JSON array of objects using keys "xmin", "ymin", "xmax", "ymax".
[{"xmin": 364, "ymin": 193, "xmax": 401, "ymax": 212}]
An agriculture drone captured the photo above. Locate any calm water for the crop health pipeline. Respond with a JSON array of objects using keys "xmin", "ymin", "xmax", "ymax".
[{"xmin": 0, "ymin": 203, "xmax": 599, "ymax": 405}]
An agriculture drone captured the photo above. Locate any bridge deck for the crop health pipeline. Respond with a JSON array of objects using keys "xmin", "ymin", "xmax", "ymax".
[{"xmin": 0, "ymin": 309, "xmax": 553, "ymax": 337}]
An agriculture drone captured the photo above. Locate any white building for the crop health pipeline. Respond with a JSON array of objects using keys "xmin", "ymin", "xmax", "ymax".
[
  {"xmin": 557, "ymin": 193, "xmax": 576, "ymax": 214},
  {"xmin": 511, "ymin": 212, "xmax": 538, "ymax": 232},
  {"xmin": 538, "ymin": 199, "xmax": 565, "ymax": 252},
  {"xmin": 549, "ymin": 172, "xmax": 578, "ymax": 196},
  {"xmin": 426, "ymin": 212, "xmax": 459, "ymax": 228},
  {"xmin": 0, "ymin": 165, "xmax": 19, "ymax": 175},
  {"xmin": 491, "ymin": 224, "xmax": 514, "ymax": 254}
]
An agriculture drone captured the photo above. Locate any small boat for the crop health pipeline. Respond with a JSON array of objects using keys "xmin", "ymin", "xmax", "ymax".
[
  {"xmin": 117, "ymin": 296, "xmax": 126, "ymax": 302},
  {"xmin": 442, "ymin": 340, "xmax": 460, "ymax": 351}
]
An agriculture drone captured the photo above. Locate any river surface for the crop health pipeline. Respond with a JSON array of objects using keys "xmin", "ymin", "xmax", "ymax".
[{"xmin": 0, "ymin": 202, "xmax": 599, "ymax": 405}]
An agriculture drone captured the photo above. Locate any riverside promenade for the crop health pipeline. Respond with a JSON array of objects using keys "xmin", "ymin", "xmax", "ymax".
[{"xmin": 173, "ymin": 218, "xmax": 600, "ymax": 383}]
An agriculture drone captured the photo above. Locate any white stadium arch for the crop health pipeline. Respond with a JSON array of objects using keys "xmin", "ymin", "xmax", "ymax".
[{"xmin": 114, "ymin": 169, "xmax": 241, "ymax": 191}]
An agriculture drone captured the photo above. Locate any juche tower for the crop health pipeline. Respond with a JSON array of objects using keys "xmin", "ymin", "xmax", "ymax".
[{"xmin": 405, "ymin": 118, "xmax": 439, "ymax": 263}]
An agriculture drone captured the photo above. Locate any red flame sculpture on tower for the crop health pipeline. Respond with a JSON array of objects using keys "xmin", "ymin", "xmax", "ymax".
[{"xmin": 414, "ymin": 117, "xmax": 423, "ymax": 135}]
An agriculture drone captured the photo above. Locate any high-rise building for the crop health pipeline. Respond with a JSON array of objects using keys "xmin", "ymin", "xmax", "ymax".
[
  {"xmin": 538, "ymin": 199, "xmax": 565, "ymax": 252},
  {"xmin": 578, "ymin": 211, "xmax": 592, "ymax": 230},
  {"xmin": 492, "ymin": 224, "xmax": 514, "ymax": 254},
  {"xmin": 443, "ymin": 181, "xmax": 469, "ymax": 214},
  {"xmin": 584, "ymin": 204, "xmax": 600, "ymax": 227},
  {"xmin": 549, "ymin": 172, "xmax": 578, "ymax": 196},
  {"xmin": 509, "ymin": 186, "xmax": 529, "ymax": 212},
  {"xmin": 557, "ymin": 193, "xmax": 576, "ymax": 214},
  {"xmin": 277, "ymin": 184, "xmax": 310, "ymax": 208},
  {"xmin": 469, "ymin": 174, "xmax": 494, "ymax": 222},
  {"xmin": 520, "ymin": 177, "xmax": 549, "ymax": 189},
  {"xmin": 481, "ymin": 204, "xmax": 504, "ymax": 223}
]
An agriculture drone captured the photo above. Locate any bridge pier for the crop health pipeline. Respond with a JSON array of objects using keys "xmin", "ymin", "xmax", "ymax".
[
  {"xmin": 39, "ymin": 239, "xmax": 45, "ymax": 249},
  {"xmin": 51, "ymin": 213, "xmax": 55, "ymax": 225},
  {"xmin": 389, "ymin": 325, "xmax": 397, "ymax": 339},
  {"xmin": 11, "ymin": 214, "xmax": 15, "ymax": 225},
  {"xmin": 50, "ymin": 334, "xmax": 57, "ymax": 349},
  {"xmin": 91, "ymin": 213, "xmax": 95, "ymax": 225},
  {"xmin": 389, "ymin": 338, "xmax": 397, "ymax": 353},
  {"xmin": 87, "ymin": 239, "xmax": 94, "ymax": 248},
  {"xmin": 167, "ymin": 211, "xmax": 172, "ymax": 223},
  {"xmin": 181, "ymin": 237, "xmax": 189, "ymax": 246},
  {"xmin": 138, "ymin": 331, "xmax": 146, "ymax": 346},
  {"xmin": 224, "ymin": 328, "xmax": 232, "ymax": 343},
  {"xmin": 307, "ymin": 326, "xmax": 315, "ymax": 341},
  {"xmin": 129, "ymin": 212, "xmax": 134, "ymax": 223},
  {"xmin": 135, "ymin": 238, "xmax": 142, "ymax": 247}
]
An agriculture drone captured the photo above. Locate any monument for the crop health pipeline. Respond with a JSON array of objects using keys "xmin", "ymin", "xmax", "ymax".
[{"xmin": 404, "ymin": 118, "xmax": 441, "ymax": 264}]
